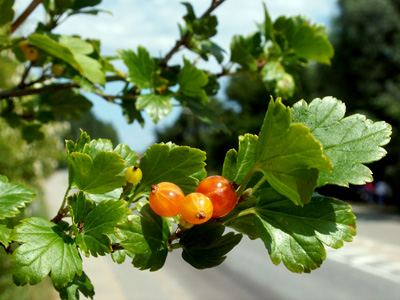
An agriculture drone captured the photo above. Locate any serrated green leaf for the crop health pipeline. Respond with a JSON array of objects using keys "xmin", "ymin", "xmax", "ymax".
[
  {"xmin": 82, "ymin": 139, "xmax": 113, "ymax": 159},
  {"xmin": 254, "ymin": 98, "xmax": 332, "ymax": 205},
  {"xmin": 230, "ymin": 33, "xmax": 262, "ymax": 71},
  {"xmin": 180, "ymin": 222, "xmax": 242, "ymax": 269},
  {"xmin": 0, "ymin": 175, "xmax": 35, "ymax": 219},
  {"xmin": 291, "ymin": 97, "xmax": 392, "ymax": 187},
  {"xmin": 224, "ymin": 188, "xmax": 356, "ymax": 273},
  {"xmin": 289, "ymin": 24, "xmax": 334, "ymax": 65},
  {"xmin": 177, "ymin": 58, "xmax": 209, "ymax": 105},
  {"xmin": 69, "ymin": 151, "xmax": 126, "ymax": 194},
  {"xmin": 11, "ymin": 217, "xmax": 82, "ymax": 288},
  {"xmin": 138, "ymin": 143, "xmax": 206, "ymax": 194},
  {"xmin": 115, "ymin": 204, "xmax": 170, "ymax": 271},
  {"xmin": 58, "ymin": 35, "xmax": 93, "ymax": 55},
  {"xmin": 118, "ymin": 47, "xmax": 155, "ymax": 89},
  {"xmin": 86, "ymin": 188, "xmax": 122, "ymax": 203},
  {"xmin": 56, "ymin": 272, "xmax": 95, "ymax": 300},
  {"xmin": 68, "ymin": 191, "xmax": 94, "ymax": 224},
  {"xmin": 67, "ymin": 130, "xmax": 91, "ymax": 154},
  {"xmin": 114, "ymin": 144, "xmax": 138, "ymax": 169},
  {"xmin": 77, "ymin": 200, "xmax": 130, "ymax": 257},
  {"xmin": 0, "ymin": 224, "xmax": 11, "ymax": 247},
  {"xmin": 222, "ymin": 134, "xmax": 258, "ymax": 185},
  {"xmin": 136, "ymin": 94, "xmax": 172, "ymax": 123}
]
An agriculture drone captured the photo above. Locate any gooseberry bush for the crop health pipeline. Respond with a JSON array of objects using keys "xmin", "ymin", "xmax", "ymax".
[{"xmin": 0, "ymin": 0, "xmax": 393, "ymax": 299}]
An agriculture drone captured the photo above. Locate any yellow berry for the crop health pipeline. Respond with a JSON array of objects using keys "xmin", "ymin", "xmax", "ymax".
[{"xmin": 125, "ymin": 166, "xmax": 143, "ymax": 184}]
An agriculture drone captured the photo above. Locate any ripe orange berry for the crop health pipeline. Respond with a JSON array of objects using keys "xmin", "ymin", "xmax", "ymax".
[
  {"xmin": 181, "ymin": 193, "xmax": 213, "ymax": 225},
  {"xmin": 125, "ymin": 166, "xmax": 142, "ymax": 184},
  {"xmin": 195, "ymin": 175, "xmax": 237, "ymax": 218},
  {"xmin": 149, "ymin": 182, "xmax": 184, "ymax": 217}
]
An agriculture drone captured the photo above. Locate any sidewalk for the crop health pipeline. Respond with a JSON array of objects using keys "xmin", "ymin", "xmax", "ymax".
[{"xmin": 43, "ymin": 170, "xmax": 127, "ymax": 300}]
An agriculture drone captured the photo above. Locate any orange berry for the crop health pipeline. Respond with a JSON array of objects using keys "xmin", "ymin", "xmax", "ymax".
[
  {"xmin": 181, "ymin": 193, "xmax": 213, "ymax": 225},
  {"xmin": 149, "ymin": 182, "xmax": 184, "ymax": 217},
  {"xmin": 195, "ymin": 175, "xmax": 237, "ymax": 218}
]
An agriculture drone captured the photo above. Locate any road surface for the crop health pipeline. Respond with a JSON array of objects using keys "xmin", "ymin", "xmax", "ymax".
[{"xmin": 44, "ymin": 170, "xmax": 400, "ymax": 300}]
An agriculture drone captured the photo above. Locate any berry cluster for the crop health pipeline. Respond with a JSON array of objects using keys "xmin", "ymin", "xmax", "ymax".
[{"xmin": 149, "ymin": 175, "xmax": 237, "ymax": 225}]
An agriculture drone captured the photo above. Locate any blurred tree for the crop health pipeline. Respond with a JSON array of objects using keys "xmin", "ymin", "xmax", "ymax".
[
  {"xmin": 310, "ymin": 0, "xmax": 400, "ymax": 204},
  {"xmin": 157, "ymin": 75, "xmax": 272, "ymax": 174},
  {"xmin": 65, "ymin": 110, "xmax": 119, "ymax": 146}
]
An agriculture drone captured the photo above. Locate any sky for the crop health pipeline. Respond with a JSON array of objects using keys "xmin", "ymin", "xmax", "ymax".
[{"xmin": 15, "ymin": 0, "xmax": 339, "ymax": 153}]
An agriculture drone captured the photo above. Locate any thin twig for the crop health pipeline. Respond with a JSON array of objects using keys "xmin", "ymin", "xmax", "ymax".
[
  {"xmin": 0, "ymin": 75, "xmax": 125, "ymax": 100},
  {"xmin": 160, "ymin": 0, "xmax": 227, "ymax": 69},
  {"xmin": 11, "ymin": 0, "xmax": 44, "ymax": 34}
]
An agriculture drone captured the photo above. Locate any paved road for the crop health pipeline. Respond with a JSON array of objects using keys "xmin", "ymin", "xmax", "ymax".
[{"xmin": 45, "ymin": 171, "xmax": 400, "ymax": 300}]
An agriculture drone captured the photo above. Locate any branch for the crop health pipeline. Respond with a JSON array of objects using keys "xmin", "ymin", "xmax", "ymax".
[
  {"xmin": 160, "ymin": 0, "xmax": 226, "ymax": 69},
  {"xmin": 0, "ymin": 82, "xmax": 80, "ymax": 99},
  {"xmin": 11, "ymin": 0, "xmax": 44, "ymax": 34},
  {"xmin": 0, "ymin": 75, "xmax": 125, "ymax": 100}
]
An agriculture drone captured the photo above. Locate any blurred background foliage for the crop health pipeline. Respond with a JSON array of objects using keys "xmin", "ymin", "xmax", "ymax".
[{"xmin": 157, "ymin": 0, "xmax": 400, "ymax": 205}]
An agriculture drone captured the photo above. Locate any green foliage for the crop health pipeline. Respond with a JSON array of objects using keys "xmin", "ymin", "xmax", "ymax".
[
  {"xmin": 115, "ymin": 203, "xmax": 170, "ymax": 271},
  {"xmin": 75, "ymin": 199, "xmax": 130, "ymax": 257},
  {"xmin": 292, "ymin": 97, "xmax": 392, "ymax": 187},
  {"xmin": 0, "ymin": 175, "xmax": 35, "ymax": 220},
  {"xmin": 224, "ymin": 189, "xmax": 356, "ymax": 273},
  {"xmin": 0, "ymin": 1, "xmax": 394, "ymax": 299},
  {"xmin": 179, "ymin": 222, "xmax": 242, "ymax": 269},
  {"xmin": 11, "ymin": 217, "xmax": 82, "ymax": 288},
  {"xmin": 138, "ymin": 143, "xmax": 206, "ymax": 195},
  {"xmin": 56, "ymin": 272, "xmax": 94, "ymax": 300}
]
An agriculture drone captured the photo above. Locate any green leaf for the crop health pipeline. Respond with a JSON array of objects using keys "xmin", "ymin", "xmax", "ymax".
[
  {"xmin": 230, "ymin": 33, "xmax": 262, "ymax": 71},
  {"xmin": 115, "ymin": 204, "xmax": 170, "ymax": 271},
  {"xmin": 40, "ymin": 90, "xmax": 93, "ymax": 120},
  {"xmin": 86, "ymin": 188, "xmax": 122, "ymax": 203},
  {"xmin": 67, "ymin": 191, "xmax": 94, "ymax": 224},
  {"xmin": 66, "ymin": 130, "xmax": 91, "ymax": 154},
  {"xmin": 180, "ymin": 222, "xmax": 242, "ymax": 269},
  {"xmin": 73, "ymin": 53, "xmax": 105, "ymax": 85},
  {"xmin": 82, "ymin": 139, "xmax": 113, "ymax": 159},
  {"xmin": 114, "ymin": 144, "xmax": 138, "ymax": 169},
  {"xmin": 138, "ymin": 143, "xmax": 206, "ymax": 194},
  {"xmin": 28, "ymin": 34, "xmax": 105, "ymax": 84},
  {"xmin": 136, "ymin": 94, "xmax": 172, "ymax": 123},
  {"xmin": 177, "ymin": 58, "xmax": 209, "ymax": 105},
  {"xmin": 28, "ymin": 34, "xmax": 82, "ymax": 72},
  {"xmin": 56, "ymin": 272, "xmax": 95, "ymax": 300},
  {"xmin": 11, "ymin": 217, "xmax": 82, "ymax": 288},
  {"xmin": 224, "ymin": 188, "xmax": 356, "ymax": 273},
  {"xmin": 76, "ymin": 200, "xmax": 130, "ymax": 257},
  {"xmin": 121, "ymin": 99, "xmax": 145, "ymax": 125},
  {"xmin": 289, "ymin": 24, "xmax": 334, "ymax": 65},
  {"xmin": 222, "ymin": 134, "xmax": 258, "ymax": 185},
  {"xmin": 0, "ymin": 224, "xmax": 11, "ymax": 247},
  {"xmin": 291, "ymin": 97, "xmax": 392, "ymax": 187},
  {"xmin": 254, "ymin": 98, "xmax": 332, "ymax": 206},
  {"xmin": 70, "ymin": 0, "xmax": 102, "ymax": 10},
  {"xmin": 0, "ymin": 175, "xmax": 35, "ymax": 219},
  {"xmin": 0, "ymin": 0, "xmax": 14, "ymax": 26},
  {"xmin": 69, "ymin": 151, "xmax": 126, "ymax": 194},
  {"xmin": 118, "ymin": 47, "xmax": 155, "ymax": 89},
  {"xmin": 261, "ymin": 61, "xmax": 295, "ymax": 99}
]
